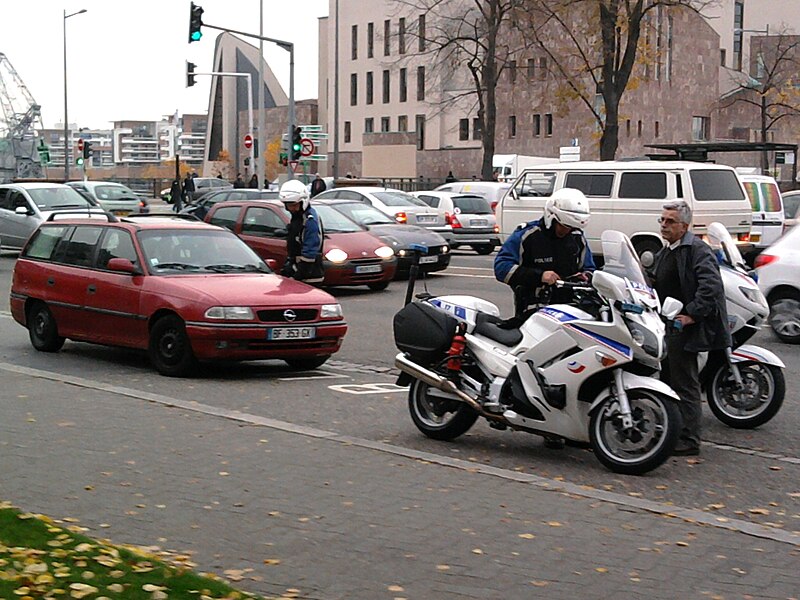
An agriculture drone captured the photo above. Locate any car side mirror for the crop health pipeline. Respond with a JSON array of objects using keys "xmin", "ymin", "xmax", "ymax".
[
  {"xmin": 107, "ymin": 258, "xmax": 139, "ymax": 274},
  {"xmin": 640, "ymin": 251, "xmax": 655, "ymax": 268},
  {"xmin": 273, "ymin": 227, "xmax": 288, "ymax": 238},
  {"xmin": 661, "ymin": 297, "xmax": 683, "ymax": 320},
  {"xmin": 15, "ymin": 206, "xmax": 32, "ymax": 216}
]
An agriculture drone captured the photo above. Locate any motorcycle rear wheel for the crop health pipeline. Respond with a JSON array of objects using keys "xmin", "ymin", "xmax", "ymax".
[
  {"xmin": 706, "ymin": 362, "xmax": 784, "ymax": 429},
  {"xmin": 590, "ymin": 390, "xmax": 681, "ymax": 475},
  {"xmin": 408, "ymin": 379, "xmax": 479, "ymax": 441}
]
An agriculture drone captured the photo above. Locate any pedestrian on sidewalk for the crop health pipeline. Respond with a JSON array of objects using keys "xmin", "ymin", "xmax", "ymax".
[
  {"xmin": 233, "ymin": 173, "xmax": 245, "ymax": 189},
  {"xmin": 170, "ymin": 178, "xmax": 183, "ymax": 212},
  {"xmin": 248, "ymin": 174, "xmax": 259, "ymax": 189}
]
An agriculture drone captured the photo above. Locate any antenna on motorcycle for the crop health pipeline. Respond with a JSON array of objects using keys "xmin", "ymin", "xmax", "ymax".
[{"xmin": 403, "ymin": 243, "xmax": 429, "ymax": 306}]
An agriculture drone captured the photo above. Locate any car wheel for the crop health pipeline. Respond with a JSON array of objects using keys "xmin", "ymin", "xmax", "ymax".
[
  {"xmin": 27, "ymin": 302, "xmax": 65, "ymax": 352},
  {"xmin": 471, "ymin": 244, "xmax": 495, "ymax": 255},
  {"xmin": 768, "ymin": 290, "xmax": 800, "ymax": 344},
  {"xmin": 149, "ymin": 315, "xmax": 197, "ymax": 377},
  {"xmin": 368, "ymin": 281, "xmax": 390, "ymax": 291},
  {"xmin": 285, "ymin": 356, "xmax": 330, "ymax": 370}
]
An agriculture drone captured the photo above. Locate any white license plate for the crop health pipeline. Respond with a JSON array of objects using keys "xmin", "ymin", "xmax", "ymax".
[
  {"xmin": 268, "ymin": 327, "xmax": 316, "ymax": 340},
  {"xmin": 470, "ymin": 219, "xmax": 488, "ymax": 226},
  {"xmin": 419, "ymin": 255, "xmax": 438, "ymax": 264},
  {"xmin": 355, "ymin": 264, "xmax": 382, "ymax": 274},
  {"xmin": 416, "ymin": 215, "xmax": 437, "ymax": 224},
  {"xmin": 113, "ymin": 210, "xmax": 132, "ymax": 216}
]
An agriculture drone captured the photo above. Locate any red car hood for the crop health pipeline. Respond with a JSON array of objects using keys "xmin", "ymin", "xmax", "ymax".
[{"xmin": 150, "ymin": 273, "xmax": 337, "ymax": 306}]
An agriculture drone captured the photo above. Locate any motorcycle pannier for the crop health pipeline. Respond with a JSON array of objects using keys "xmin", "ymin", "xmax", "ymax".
[{"xmin": 393, "ymin": 302, "xmax": 458, "ymax": 363}]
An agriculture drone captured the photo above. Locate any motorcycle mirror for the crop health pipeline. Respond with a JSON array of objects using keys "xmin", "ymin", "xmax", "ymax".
[
  {"xmin": 640, "ymin": 251, "xmax": 655, "ymax": 268},
  {"xmin": 661, "ymin": 297, "xmax": 683, "ymax": 320}
]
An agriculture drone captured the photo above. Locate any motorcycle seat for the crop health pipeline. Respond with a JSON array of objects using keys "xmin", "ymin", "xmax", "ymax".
[{"xmin": 474, "ymin": 312, "xmax": 524, "ymax": 347}]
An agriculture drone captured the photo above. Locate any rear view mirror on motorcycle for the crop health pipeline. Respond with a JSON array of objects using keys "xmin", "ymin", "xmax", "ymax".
[{"xmin": 661, "ymin": 297, "xmax": 683, "ymax": 320}]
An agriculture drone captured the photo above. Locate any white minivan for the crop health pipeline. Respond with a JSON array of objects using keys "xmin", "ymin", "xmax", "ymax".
[
  {"xmin": 497, "ymin": 160, "xmax": 753, "ymax": 258},
  {"xmin": 737, "ymin": 172, "xmax": 785, "ymax": 252}
]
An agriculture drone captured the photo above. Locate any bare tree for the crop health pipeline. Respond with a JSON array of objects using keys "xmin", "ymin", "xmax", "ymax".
[
  {"xmin": 520, "ymin": 0, "xmax": 713, "ymax": 160},
  {"xmin": 396, "ymin": 0, "xmax": 526, "ymax": 180},
  {"xmin": 719, "ymin": 34, "xmax": 800, "ymax": 173}
]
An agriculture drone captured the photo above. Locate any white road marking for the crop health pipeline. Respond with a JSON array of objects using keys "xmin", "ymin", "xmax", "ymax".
[{"xmin": 328, "ymin": 382, "xmax": 407, "ymax": 394}]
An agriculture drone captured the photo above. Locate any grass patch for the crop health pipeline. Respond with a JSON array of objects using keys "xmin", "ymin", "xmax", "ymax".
[{"xmin": 0, "ymin": 501, "xmax": 269, "ymax": 599}]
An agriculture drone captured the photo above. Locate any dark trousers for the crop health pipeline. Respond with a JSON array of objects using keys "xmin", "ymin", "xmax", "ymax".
[{"xmin": 661, "ymin": 332, "xmax": 702, "ymax": 447}]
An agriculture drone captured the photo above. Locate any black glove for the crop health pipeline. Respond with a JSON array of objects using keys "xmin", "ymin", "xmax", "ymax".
[
  {"xmin": 295, "ymin": 261, "xmax": 313, "ymax": 280},
  {"xmin": 280, "ymin": 260, "xmax": 295, "ymax": 278}
]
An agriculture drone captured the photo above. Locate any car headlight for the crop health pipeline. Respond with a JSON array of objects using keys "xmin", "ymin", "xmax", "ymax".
[
  {"xmin": 320, "ymin": 304, "xmax": 343, "ymax": 319},
  {"xmin": 205, "ymin": 306, "xmax": 255, "ymax": 320},
  {"xmin": 325, "ymin": 248, "xmax": 348, "ymax": 263},
  {"xmin": 441, "ymin": 245, "xmax": 450, "ymax": 254},
  {"xmin": 375, "ymin": 245, "xmax": 395, "ymax": 259},
  {"xmin": 398, "ymin": 249, "xmax": 408, "ymax": 257}
]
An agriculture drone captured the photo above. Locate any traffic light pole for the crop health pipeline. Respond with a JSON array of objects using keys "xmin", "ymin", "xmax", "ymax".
[{"xmin": 199, "ymin": 23, "xmax": 295, "ymax": 180}]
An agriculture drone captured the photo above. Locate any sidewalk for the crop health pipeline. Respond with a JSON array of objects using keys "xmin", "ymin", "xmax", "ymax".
[{"xmin": 1, "ymin": 366, "xmax": 798, "ymax": 600}]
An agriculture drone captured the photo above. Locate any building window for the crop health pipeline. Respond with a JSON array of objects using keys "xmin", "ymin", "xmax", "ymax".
[
  {"xmin": 367, "ymin": 22, "xmax": 374, "ymax": 58},
  {"xmin": 527, "ymin": 58, "xmax": 536, "ymax": 79},
  {"xmin": 720, "ymin": 48, "xmax": 726, "ymax": 67},
  {"xmin": 344, "ymin": 121, "xmax": 351, "ymax": 143},
  {"xmin": 472, "ymin": 117, "xmax": 482, "ymax": 141},
  {"xmin": 538, "ymin": 57, "xmax": 547, "ymax": 79},
  {"xmin": 418, "ymin": 14, "xmax": 426, "ymax": 51},
  {"xmin": 398, "ymin": 115, "xmax": 408, "ymax": 132},
  {"xmin": 508, "ymin": 115, "xmax": 517, "ymax": 139},
  {"xmin": 399, "ymin": 17, "xmax": 406, "ymax": 54},
  {"xmin": 365, "ymin": 118, "xmax": 374, "ymax": 134},
  {"xmin": 533, "ymin": 114, "xmax": 541, "ymax": 136},
  {"xmin": 384, "ymin": 19, "xmax": 391, "ymax": 56},
  {"xmin": 733, "ymin": 0, "xmax": 744, "ymax": 71},
  {"xmin": 383, "ymin": 70, "xmax": 390, "ymax": 103},
  {"xmin": 692, "ymin": 116, "xmax": 710, "ymax": 141},
  {"xmin": 459, "ymin": 118, "xmax": 469, "ymax": 141},
  {"xmin": 416, "ymin": 115, "xmax": 425, "ymax": 150},
  {"xmin": 399, "ymin": 68, "xmax": 407, "ymax": 102},
  {"xmin": 351, "ymin": 25, "xmax": 358, "ymax": 60},
  {"xmin": 656, "ymin": 5, "xmax": 663, "ymax": 81},
  {"xmin": 545, "ymin": 113, "xmax": 553, "ymax": 136},
  {"xmin": 350, "ymin": 73, "xmax": 357, "ymax": 106},
  {"xmin": 366, "ymin": 72, "xmax": 374, "ymax": 105},
  {"xmin": 626, "ymin": 119, "xmax": 631, "ymax": 137},
  {"xmin": 508, "ymin": 60, "xmax": 517, "ymax": 84},
  {"xmin": 655, "ymin": 121, "xmax": 660, "ymax": 138},
  {"xmin": 381, "ymin": 117, "xmax": 390, "ymax": 132},
  {"xmin": 417, "ymin": 66, "xmax": 425, "ymax": 101},
  {"xmin": 637, "ymin": 120, "xmax": 643, "ymax": 137},
  {"xmin": 666, "ymin": 15, "xmax": 673, "ymax": 82}
]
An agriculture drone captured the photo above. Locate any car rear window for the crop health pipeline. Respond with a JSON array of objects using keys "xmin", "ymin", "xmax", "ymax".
[
  {"xmin": 742, "ymin": 182, "xmax": 760, "ymax": 210},
  {"xmin": 95, "ymin": 185, "xmax": 137, "ymax": 201},
  {"xmin": 452, "ymin": 196, "xmax": 492, "ymax": 214},
  {"xmin": 23, "ymin": 226, "xmax": 69, "ymax": 260},
  {"xmin": 618, "ymin": 172, "xmax": 667, "ymax": 199},
  {"xmin": 565, "ymin": 173, "xmax": 614, "ymax": 197},
  {"xmin": 373, "ymin": 191, "xmax": 427, "ymax": 207},
  {"xmin": 690, "ymin": 170, "xmax": 746, "ymax": 201},
  {"xmin": 760, "ymin": 182, "xmax": 782, "ymax": 212}
]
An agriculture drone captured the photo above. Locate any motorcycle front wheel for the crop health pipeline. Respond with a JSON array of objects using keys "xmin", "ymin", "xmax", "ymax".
[
  {"xmin": 706, "ymin": 362, "xmax": 785, "ymax": 429},
  {"xmin": 408, "ymin": 379, "xmax": 479, "ymax": 441},
  {"xmin": 590, "ymin": 390, "xmax": 681, "ymax": 475}
]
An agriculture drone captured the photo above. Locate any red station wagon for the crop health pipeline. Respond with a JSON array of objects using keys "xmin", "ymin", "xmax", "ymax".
[
  {"xmin": 205, "ymin": 200, "xmax": 398, "ymax": 290},
  {"xmin": 10, "ymin": 215, "xmax": 348, "ymax": 376}
]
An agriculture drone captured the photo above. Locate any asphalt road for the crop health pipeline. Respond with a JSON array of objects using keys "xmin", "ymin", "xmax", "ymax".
[{"xmin": 1, "ymin": 247, "xmax": 798, "ymax": 540}]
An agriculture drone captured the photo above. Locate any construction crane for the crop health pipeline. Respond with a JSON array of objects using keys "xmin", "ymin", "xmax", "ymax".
[{"xmin": 0, "ymin": 52, "xmax": 44, "ymax": 181}]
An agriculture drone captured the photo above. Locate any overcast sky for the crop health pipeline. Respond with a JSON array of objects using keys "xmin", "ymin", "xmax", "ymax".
[{"xmin": 1, "ymin": 0, "xmax": 329, "ymax": 130}]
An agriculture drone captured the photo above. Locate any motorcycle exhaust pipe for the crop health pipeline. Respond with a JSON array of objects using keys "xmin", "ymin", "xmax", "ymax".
[{"xmin": 395, "ymin": 353, "xmax": 486, "ymax": 414}]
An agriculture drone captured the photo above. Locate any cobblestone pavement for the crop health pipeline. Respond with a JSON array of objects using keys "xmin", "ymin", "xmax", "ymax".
[{"xmin": 1, "ymin": 366, "xmax": 798, "ymax": 600}]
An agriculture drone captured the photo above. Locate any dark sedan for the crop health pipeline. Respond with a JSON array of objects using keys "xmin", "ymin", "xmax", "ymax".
[
  {"xmin": 314, "ymin": 199, "xmax": 450, "ymax": 276},
  {"xmin": 181, "ymin": 189, "xmax": 279, "ymax": 220}
]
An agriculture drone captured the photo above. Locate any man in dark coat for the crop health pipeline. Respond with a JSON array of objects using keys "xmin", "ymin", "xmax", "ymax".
[
  {"xmin": 650, "ymin": 200, "xmax": 731, "ymax": 456},
  {"xmin": 310, "ymin": 173, "xmax": 327, "ymax": 197}
]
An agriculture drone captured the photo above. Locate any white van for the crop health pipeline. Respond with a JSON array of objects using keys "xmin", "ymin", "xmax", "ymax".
[
  {"xmin": 736, "ymin": 172, "xmax": 785, "ymax": 251},
  {"xmin": 497, "ymin": 160, "xmax": 753, "ymax": 257}
]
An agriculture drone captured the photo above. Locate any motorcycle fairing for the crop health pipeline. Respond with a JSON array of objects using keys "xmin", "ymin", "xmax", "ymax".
[
  {"xmin": 731, "ymin": 344, "xmax": 785, "ymax": 368},
  {"xmin": 588, "ymin": 371, "xmax": 681, "ymax": 415}
]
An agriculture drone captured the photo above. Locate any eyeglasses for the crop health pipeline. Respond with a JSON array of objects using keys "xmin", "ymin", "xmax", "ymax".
[{"xmin": 658, "ymin": 217, "xmax": 680, "ymax": 226}]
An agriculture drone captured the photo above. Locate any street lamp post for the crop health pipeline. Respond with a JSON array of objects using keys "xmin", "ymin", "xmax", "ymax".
[{"xmin": 63, "ymin": 8, "xmax": 87, "ymax": 181}]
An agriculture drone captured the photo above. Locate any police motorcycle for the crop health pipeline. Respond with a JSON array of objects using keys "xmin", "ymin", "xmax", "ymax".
[
  {"xmin": 698, "ymin": 222, "xmax": 785, "ymax": 428},
  {"xmin": 393, "ymin": 230, "xmax": 684, "ymax": 475}
]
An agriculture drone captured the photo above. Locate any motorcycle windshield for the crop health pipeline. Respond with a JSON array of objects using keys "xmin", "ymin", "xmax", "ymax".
[
  {"xmin": 601, "ymin": 230, "xmax": 649, "ymax": 287},
  {"xmin": 706, "ymin": 222, "xmax": 747, "ymax": 269}
]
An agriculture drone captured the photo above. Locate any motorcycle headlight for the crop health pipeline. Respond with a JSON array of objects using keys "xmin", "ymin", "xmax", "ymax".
[
  {"xmin": 624, "ymin": 318, "xmax": 660, "ymax": 358},
  {"xmin": 205, "ymin": 306, "xmax": 255, "ymax": 320},
  {"xmin": 375, "ymin": 245, "xmax": 395, "ymax": 259},
  {"xmin": 325, "ymin": 248, "xmax": 349, "ymax": 264}
]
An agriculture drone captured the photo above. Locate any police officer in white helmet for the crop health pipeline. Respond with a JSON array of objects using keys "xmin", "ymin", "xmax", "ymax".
[{"xmin": 279, "ymin": 179, "xmax": 324, "ymax": 283}]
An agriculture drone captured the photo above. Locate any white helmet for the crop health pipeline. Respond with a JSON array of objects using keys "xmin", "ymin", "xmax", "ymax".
[
  {"xmin": 544, "ymin": 188, "xmax": 590, "ymax": 230},
  {"xmin": 279, "ymin": 179, "xmax": 310, "ymax": 210}
]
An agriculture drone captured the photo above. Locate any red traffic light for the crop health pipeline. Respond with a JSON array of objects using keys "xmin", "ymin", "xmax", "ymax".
[{"xmin": 77, "ymin": 138, "xmax": 84, "ymax": 153}]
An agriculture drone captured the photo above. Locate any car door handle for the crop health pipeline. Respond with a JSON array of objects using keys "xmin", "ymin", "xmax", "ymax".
[
  {"xmin": 47, "ymin": 277, "xmax": 55, "ymax": 286},
  {"xmin": 87, "ymin": 284, "xmax": 96, "ymax": 294}
]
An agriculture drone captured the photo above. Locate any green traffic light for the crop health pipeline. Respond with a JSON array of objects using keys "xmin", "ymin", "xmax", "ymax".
[
  {"xmin": 292, "ymin": 143, "xmax": 301, "ymax": 151},
  {"xmin": 191, "ymin": 31, "xmax": 202, "ymax": 41},
  {"xmin": 76, "ymin": 157, "xmax": 84, "ymax": 166}
]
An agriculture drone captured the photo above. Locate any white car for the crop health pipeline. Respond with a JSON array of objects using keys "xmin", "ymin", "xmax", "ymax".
[
  {"xmin": 411, "ymin": 190, "xmax": 500, "ymax": 254},
  {"xmin": 314, "ymin": 187, "xmax": 444, "ymax": 229},
  {"xmin": 66, "ymin": 181, "xmax": 149, "ymax": 216},
  {"xmin": 756, "ymin": 224, "xmax": 800, "ymax": 343}
]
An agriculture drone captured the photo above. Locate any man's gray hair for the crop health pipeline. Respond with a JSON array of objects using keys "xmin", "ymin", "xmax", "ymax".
[{"xmin": 663, "ymin": 201, "xmax": 692, "ymax": 225}]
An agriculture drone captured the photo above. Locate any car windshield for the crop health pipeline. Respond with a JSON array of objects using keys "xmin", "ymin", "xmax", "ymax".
[
  {"xmin": 138, "ymin": 229, "xmax": 269, "ymax": 274},
  {"xmin": 372, "ymin": 191, "xmax": 428, "ymax": 207},
  {"xmin": 95, "ymin": 185, "xmax": 138, "ymax": 201},
  {"xmin": 329, "ymin": 202, "xmax": 395, "ymax": 225},
  {"xmin": 314, "ymin": 205, "xmax": 363, "ymax": 232},
  {"xmin": 452, "ymin": 195, "xmax": 492, "ymax": 214},
  {"xmin": 29, "ymin": 186, "xmax": 94, "ymax": 210}
]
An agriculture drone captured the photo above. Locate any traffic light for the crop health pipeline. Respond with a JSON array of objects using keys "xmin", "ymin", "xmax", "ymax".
[
  {"xmin": 82, "ymin": 141, "xmax": 93, "ymax": 159},
  {"xmin": 77, "ymin": 138, "xmax": 84, "ymax": 155},
  {"xmin": 279, "ymin": 153, "xmax": 288, "ymax": 166},
  {"xmin": 291, "ymin": 126, "xmax": 302, "ymax": 160},
  {"xmin": 76, "ymin": 157, "xmax": 84, "ymax": 167},
  {"xmin": 188, "ymin": 2, "xmax": 204, "ymax": 43},
  {"xmin": 186, "ymin": 61, "xmax": 196, "ymax": 87}
]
